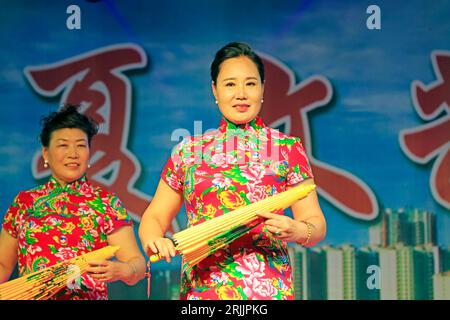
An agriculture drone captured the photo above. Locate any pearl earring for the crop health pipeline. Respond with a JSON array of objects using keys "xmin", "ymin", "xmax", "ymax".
[
  {"xmin": 215, "ymin": 100, "xmax": 218, "ymax": 104},
  {"xmin": 261, "ymin": 99, "xmax": 264, "ymax": 103},
  {"xmin": 88, "ymin": 164, "xmax": 91, "ymax": 169},
  {"xmin": 44, "ymin": 161, "xmax": 48, "ymax": 168}
]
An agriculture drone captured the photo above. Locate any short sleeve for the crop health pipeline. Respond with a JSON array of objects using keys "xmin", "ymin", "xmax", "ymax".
[
  {"xmin": 160, "ymin": 138, "xmax": 187, "ymax": 192},
  {"xmin": 287, "ymin": 137, "xmax": 314, "ymax": 186},
  {"xmin": 102, "ymin": 192, "xmax": 132, "ymax": 235},
  {"xmin": 2, "ymin": 192, "xmax": 29, "ymax": 238}
]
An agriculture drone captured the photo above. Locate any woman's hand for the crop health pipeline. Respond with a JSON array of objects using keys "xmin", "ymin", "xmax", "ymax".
[
  {"xmin": 145, "ymin": 237, "xmax": 177, "ymax": 263},
  {"xmin": 256, "ymin": 211, "xmax": 305, "ymax": 243},
  {"xmin": 86, "ymin": 259, "xmax": 131, "ymax": 283}
]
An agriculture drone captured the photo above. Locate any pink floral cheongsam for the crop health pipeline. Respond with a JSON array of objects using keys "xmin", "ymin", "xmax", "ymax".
[{"xmin": 161, "ymin": 116, "xmax": 313, "ymax": 300}]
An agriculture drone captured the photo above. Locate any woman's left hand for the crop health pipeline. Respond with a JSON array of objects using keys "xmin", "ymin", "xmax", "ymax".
[
  {"xmin": 86, "ymin": 259, "xmax": 125, "ymax": 283},
  {"xmin": 256, "ymin": 211, "xmax": 302, "ymax": 243}
]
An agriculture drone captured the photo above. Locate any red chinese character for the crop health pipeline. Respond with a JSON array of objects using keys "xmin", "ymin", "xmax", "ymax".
[
  {"xmin": 260, "ymin": 55, "xmax": 379, "ymax": 220},
  {"xmin": 24, "ymin": 44, "xmax": 152, "ymax": 221},
  {"xmin": 400, "ymin": 51, "xmax": 450, "ymax": 209}
]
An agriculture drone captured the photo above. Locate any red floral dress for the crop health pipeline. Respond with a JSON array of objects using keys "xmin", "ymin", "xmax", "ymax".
[
  {"xmin": 2, "ymin": 176, "xmax": 132, "ymax": 300},
  {"xmin": 162, "ymin": 116, "xmax": 313, "ymax": 300}
]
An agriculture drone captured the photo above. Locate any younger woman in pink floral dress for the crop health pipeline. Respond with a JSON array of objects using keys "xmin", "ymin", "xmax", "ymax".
[{"xmin": 139, "ymin": 42, "xmax": 327, "ymax": 300}]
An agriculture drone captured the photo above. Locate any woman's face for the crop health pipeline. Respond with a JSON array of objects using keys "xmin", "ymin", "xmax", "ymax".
[
  {"xmin": 212, "ymin": 56, "xmax": 264, "ymax": 125},
  {"xmin": 42, "ymin": 128, "xmax": 90, "ymax": 186}
]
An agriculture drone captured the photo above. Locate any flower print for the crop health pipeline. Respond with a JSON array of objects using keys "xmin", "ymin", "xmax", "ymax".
[
  {"xmin": 165, "ymin": 172, "xmax": 181, "ymax": 190},
  {"xmin": 210, "ymin": 271, "xmax": 229, "ymax": 286},
  {"xmin": 183, "ymin": 155, "xmax": 197, "ymax": 166},
  {"xmin": 218, "ymin": 190, "xmax": 246, "ymax": 210},
  {"xmin": 27, "ymin": 245, "xmax": 43, "ymax": 256},
  {"xmin": 241, "ymin": 163, "xmax": 265, "ymax": 183},
  {"xmin": 246, "ymin": 185, "xmax": 268, "ymax": 203},
  {"xmin": 80, "ymin": 216, "xmax": 94, "ymax": 231},
  {"xmin": 217, "ymin": 285, "xmax": 241, "ymax": 300},
  {"xmin": 203, "ymin": 204, "xmax": 217, "ymax": 219},
  {"xmin": 78, "ymin": 182, "xmax": 94, "ymax": 199},
  {"xmin": 82, "ymin": 274, "xmax": 105, "ymax": 292},
  {"xmin": 54, "ymin": 247, "xmax": 77, "ymax": 261},
  {"xmin": 59, "ymin": 222, "xmax": 76, "ymax": 234},
  {"xmin": 211, "ymin": 153, "xmax": 226, "ymax": 167},
  {"xmin": 235, "ymin": 252, "xmax": 265, "ymax": 278},
  {"xmin": 226, "ymin": 154, "xmax": 236, "ymax": 165},
  {"xmin": 243, "ymin": 277, "xmax": 277, "ymax": 300},
  {"xmin": 212, "ymin": 174, "xmax": 232, "ymax": 189},
  {"xmin": 102, "ymin": 218, "xmax": 115, "ymax": 234}
]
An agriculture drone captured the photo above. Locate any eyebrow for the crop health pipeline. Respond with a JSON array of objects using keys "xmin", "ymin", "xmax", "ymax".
[
  {"xmin": 56, "ymin": 138, "xmax": 87, "ymax": 142},
  {"xmin": 222, "ymin": 77, "xmax": 259, "ymax": 82}
]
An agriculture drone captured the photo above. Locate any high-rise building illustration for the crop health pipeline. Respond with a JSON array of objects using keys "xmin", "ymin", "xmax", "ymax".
[
  {"xmin": 396, "ymin": 245, "xmax": 414, "ymax": 300},
  {"xmin": 355, "ymin": 246, "xmax": 380, "ymax": 300},
  {"xmin": 307, "ymin": 247, "xmax": 327, "ymax": 300},
  {"xmin": 325, "ymin": 245, "xmax": 344, "ymax": 300},
  {"xmin": 440, "ymin": 246, "xmax": 450, "ymax": 273},
  {"xmin": 342, "ymin": 245, "xmax": 356, "ymax": 300},
  {"xmin": 287, "ymin": 208, "xmax": 445, "ymax": 300},
  {"xmin": 413, "ymin": 246, "xmax": 436, "ymax": 300},
  {"xmin": 378, "ymin": 247, "xmax": 397, "ymax": 299},
  {"xmin": 289, "ymin": 246, "xmax": 308, "ymax": 300},
  {"xmin": 433, "ymin": 272, "xmax": 450, "ymax": 300}
]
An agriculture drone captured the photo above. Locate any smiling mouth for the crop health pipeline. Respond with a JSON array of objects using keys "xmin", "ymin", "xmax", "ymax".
[
  {"xmin": 233, "ymin": 104, "xmax": 250, "ymax": 112},
  {"xmin": 65, "ymin": 163, "xmax": 80, "ymax": 168}
]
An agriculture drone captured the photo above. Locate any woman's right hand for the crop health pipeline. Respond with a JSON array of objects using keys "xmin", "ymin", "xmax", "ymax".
[{"xmin": 145, "ymin": 237, "xmax": 177, "ymax": 263}]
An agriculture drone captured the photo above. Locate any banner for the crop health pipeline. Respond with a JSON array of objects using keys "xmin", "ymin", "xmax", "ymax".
[{"xmin": 0, "ymin": 0, "xmax": 448, "ymax": 300}]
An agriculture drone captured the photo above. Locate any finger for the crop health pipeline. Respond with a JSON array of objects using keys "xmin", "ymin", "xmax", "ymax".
[
  {"xmin": 167, "ymin": 239, "xmax": 177, "ymax": 257},
  {"xmin": 155, "ymin": 240, "xmax": 172, "ymax": 263},
  {"xmin": 147, "ymin": 241, "xmax": 159, "ymax": 255},
  {"xmin": 256, "ymin": 211, "xmax": 279, "ymax": 219},
  {"xmin": 88, "ymin": 260, "xmax": 108, "ymax": 268}
]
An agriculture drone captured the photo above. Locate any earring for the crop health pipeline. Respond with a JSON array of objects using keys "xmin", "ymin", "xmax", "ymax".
[
  {"xmin": 261, "ymin": 99, "xmax": 264, "ymax": 103},
  {"xmin": 44, "ymin": 161, "xmax": 48, "ymax": 168},
  {"xmin": 88, "ymin": 164, "xmax": 91, "ymax": 169},
  {"xmin": 215, "ymin": 100, "xmax": 218, "ymax": 104}
]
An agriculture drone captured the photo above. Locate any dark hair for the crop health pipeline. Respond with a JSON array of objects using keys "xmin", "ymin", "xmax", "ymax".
[
  {"xmin": 210, "ymin": 42, "xmax": 265, "ymax": 84},
  {"xmin": 39, "ymin": 104, "xmax": 99, "ymax": 147}
]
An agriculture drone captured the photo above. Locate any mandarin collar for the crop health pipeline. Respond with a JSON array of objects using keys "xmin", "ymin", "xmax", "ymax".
[
  {"xmin": 47, "ymin": 175, "xmax": 88, "ymax": 193},
  {"xmin": 218, "ymin": 116, "xmax": 265, "ymax": 133}
]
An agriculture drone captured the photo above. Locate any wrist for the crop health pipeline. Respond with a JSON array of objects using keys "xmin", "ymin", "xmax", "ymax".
[
  {"xmin": 297, "ymin": 220, "xmax": 313, "ymax": 246},
  {"xmin": 126, "ymin": 260, "xmax": 137, "ymax": 282}
]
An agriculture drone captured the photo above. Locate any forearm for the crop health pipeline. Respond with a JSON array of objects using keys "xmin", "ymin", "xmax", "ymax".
[
  {"xmin": 138, "ymin": 216, "xmax": 167, "ymax": 247},
  {"xmin": 294, "ymin": 216, "xmax": 326, "ymax": 247},
  {"xmin": 0, "ymin": 262, "xmax": 13, "ymax": 284}
]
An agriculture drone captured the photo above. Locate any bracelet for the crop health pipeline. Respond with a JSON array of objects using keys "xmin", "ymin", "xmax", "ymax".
[
  {"xmin": 300, "ymin": 220, "xmax": 313, "ymax": 246},
  {"xmin": 127, "ymin": 261, "xmax": 137, "ymax": 279}
]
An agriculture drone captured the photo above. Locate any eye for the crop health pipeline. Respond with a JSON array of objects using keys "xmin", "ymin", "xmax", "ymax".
[
  {"xmin": 246, "ymin": 82, "xmax": 257, "ymax": 86},
  {"xmin": 225, "ymin": 82, "xmax": 235, "ymax": 87}
]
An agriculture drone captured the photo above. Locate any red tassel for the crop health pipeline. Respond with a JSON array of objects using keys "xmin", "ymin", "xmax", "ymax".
[{"xmin": 145, "ymin": 260, "xmax": 151, "ymax": 299}]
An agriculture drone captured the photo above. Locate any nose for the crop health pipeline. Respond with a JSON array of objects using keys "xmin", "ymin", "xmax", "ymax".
[
  {"xmin": 236, "ymin": 84, "xmax": 247, "ymax": 100},
  {"xmin": 67, "ymin": 145, "xmax": 79, "ymax": 158}
]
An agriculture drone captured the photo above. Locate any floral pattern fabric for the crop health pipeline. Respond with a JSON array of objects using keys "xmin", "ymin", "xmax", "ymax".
[
  {"xmin": 2, "ymin": 176, "xmax": 132, "ymax": 300},
  {"xmin": 161, "ymin": 116, "xmax": 313, "ymax": 300}
]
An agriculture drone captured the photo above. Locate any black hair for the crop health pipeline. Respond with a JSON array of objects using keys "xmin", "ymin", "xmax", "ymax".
[
  {"xmin": 210, "ymin": 42, "xmax": 265, "ymax": 84},
  {"xmin": 39, "ymin": 104, "xmax": 99, "ymax": 147}
]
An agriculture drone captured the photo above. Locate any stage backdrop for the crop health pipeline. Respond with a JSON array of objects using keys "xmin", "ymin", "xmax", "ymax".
[{"xmin": 0, "ymin": 0, "xmax": 448, "ymax": 300}]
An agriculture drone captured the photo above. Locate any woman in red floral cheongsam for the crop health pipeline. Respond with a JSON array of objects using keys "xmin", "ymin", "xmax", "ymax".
[
  {"xmin": 0, "ymin": 105, "xmax": 146, "ymax": 299},
  {"xmin": 139, "ymin": 42, "xmax": 326, "ymax": 300}
]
